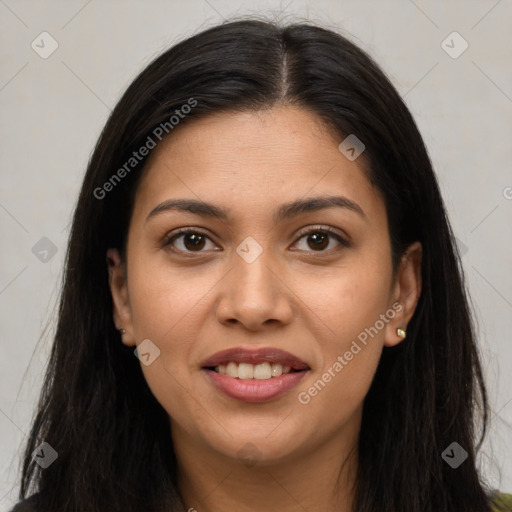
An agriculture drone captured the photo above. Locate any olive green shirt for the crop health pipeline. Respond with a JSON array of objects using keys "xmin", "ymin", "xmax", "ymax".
[{"xmin": 492, "ymin": 492, "xmax": 512, "ymax": 511}]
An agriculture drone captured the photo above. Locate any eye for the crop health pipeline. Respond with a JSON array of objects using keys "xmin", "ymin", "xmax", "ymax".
[
  {"xmin": 164, "ymin": 229, "xmax": 218, "ymax": 253},
  {"xmin": 293, "ymin": 226, "xmax": 349, "ymax": 253},
  {"xmin": 164, "ymin": 226, "xmax": 349, "ymax": 256}
]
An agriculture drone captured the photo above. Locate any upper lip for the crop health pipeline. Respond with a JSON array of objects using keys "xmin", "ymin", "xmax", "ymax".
[{"xmin": 201, "ymin": 347, "xmax": 310, "ymax": 371}]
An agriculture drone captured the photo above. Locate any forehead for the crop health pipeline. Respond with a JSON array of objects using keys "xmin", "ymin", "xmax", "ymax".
[{"xmin": 132, "ymin": 106, "xmax": 385, "ymax": 224}]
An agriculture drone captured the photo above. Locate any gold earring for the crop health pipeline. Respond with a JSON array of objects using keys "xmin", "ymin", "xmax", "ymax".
[
  {"xmin": 397, "ymin": 328, "xmax": 406, "ymax": 339},
  {"xmin": 117, "ymin": 326, "xmax": 126, "ymax": 335}
]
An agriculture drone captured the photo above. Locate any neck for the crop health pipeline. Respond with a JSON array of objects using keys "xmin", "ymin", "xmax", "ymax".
[{"xmin": 172, "ymin": 414, "xmax": 360, "ymax": 512}]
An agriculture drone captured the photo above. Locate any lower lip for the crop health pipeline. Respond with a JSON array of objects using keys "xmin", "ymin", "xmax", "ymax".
[{"xmin": 203, "ymin": 369, "xmax": 308, "ymax": 403}]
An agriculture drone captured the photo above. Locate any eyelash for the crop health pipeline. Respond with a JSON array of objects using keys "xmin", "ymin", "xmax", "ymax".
[{"xmin": 163, "ymin": 225, "xmax": 350, "ymax": 256}]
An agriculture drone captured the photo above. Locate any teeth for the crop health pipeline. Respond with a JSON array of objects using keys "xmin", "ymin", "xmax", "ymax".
[
  {"xmin": 253, "ymin": 362, "xmax": 271, "ymax": 380},
  {"xmin": 226, "ymin": 361, "xmax": 238, "ymax": 378},
  {"xmin": 238, "ymin": 363, "xmax": 254, "ymax": 380},
  {"xmin": 213, "ymin": 361, "xmax": 293, "ymax": 380},
  {"xmin": 271, "ymin": 363, "xmax": 282, "ymax": 377}
]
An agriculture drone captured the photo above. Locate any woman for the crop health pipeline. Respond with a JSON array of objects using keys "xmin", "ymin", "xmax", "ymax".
[{"xmin": 10, "ymin": 17, "xmax": 511, "ymax": 512}]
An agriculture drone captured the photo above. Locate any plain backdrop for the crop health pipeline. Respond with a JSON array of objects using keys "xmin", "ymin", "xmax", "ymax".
[{"xmin": 1, "ymin": 0, "xmax": 511, "ymax": 508}]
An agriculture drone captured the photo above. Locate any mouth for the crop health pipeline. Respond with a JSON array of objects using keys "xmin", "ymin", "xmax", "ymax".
[
  {"xmin": 206, "ymin": 361, "xmax": 300, "ymax": 380},
  {"xmin": 201, "ymin": 347, "xmax": 310, "ymax": 379},
  {"xmin": 200, "ymin": 347, "xmax": 310, "ymax": 402}
]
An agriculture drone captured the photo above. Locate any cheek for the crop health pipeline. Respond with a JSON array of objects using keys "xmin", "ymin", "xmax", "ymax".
[
  {"xmin": 139, "ymin": 361, "xmax": 213, "ymax": 439},
  {"xmin": 128, "ymin": 277, "xmax": 208, "ymax": 428},
  {"xmin": 295, "ymin": 249, "xmax": 392, "ymax": 346},
  {"xmin": 296, "ymin": 344, "xmax": 381, "ymax": 438},
  {"xmin": 127, "ymin": 253, "xmax": 219, "ymax": 341},
  {"xmin": 125, "ymin": 254, "xmax": 228, "ymax": 420},
  {"xmin": 293, "ymin": 247, "xmax": 390, "ymax": 416}
]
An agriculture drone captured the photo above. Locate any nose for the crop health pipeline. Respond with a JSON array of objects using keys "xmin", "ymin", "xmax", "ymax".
[{"xmin": 215, "ymin": 248, "xmax": 294, "ymax": 331}]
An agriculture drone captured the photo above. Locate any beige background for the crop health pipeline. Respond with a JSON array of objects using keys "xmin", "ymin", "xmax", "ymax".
[{"xmin": 1, "ymin": 0, "xmax": 511, "ymax": 507}]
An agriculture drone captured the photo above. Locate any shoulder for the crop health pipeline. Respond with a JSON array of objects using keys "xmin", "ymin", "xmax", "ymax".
[
  {"xmin": 8, "ymin": 494, "xmax": 40, "ymax": 512},
  {"xmin": 490, "ymin": 491, "xmax": 512, "ymax": 511}
]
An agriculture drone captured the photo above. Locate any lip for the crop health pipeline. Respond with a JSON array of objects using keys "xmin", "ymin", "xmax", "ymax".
[
  {"xmin": 200, "ymin": 347, "xmax": 309, "ymax": 370},
  {"xmin": 203, "ymin": 369, "xmax": 308, "ymax": 403},
  {"xmin": 200, "ymin": 347, "xmax": 310, "ymax": 403}
]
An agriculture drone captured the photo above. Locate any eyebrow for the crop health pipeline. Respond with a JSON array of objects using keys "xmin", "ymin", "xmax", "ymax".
[{"xmin": 146, "ymin": 195, "xmax": 366, "ymax": 223}]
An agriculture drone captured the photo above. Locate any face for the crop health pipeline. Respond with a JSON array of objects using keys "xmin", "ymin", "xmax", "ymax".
[{"xmin": 108, "ymin": 106, "xmax": 422, "ymax": 467}]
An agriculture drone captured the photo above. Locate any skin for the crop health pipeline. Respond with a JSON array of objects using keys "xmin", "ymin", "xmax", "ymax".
[{"xmin": 108, "ymin": 105, "xmax": 422, "ymax": 511}]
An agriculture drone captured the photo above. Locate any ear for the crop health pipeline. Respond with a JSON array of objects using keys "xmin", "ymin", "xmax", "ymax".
[
  {"xmin": 384, "ymin": 241, "xmax": 422, "ymax": 347},
  {"xmin": 107, "ymin": 248, "xmax": 136, "ymax": 347}
]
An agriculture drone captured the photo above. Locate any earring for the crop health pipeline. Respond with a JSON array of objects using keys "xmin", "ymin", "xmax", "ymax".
[
  {"xmin": 397, "ymin": 328, "xmax": 406, "ymax": 339},
  {"xmin": 117, "ymin": 326, "xmax": 126, "ymax": 335}
]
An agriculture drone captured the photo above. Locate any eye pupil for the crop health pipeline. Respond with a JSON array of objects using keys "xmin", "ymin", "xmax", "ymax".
[
  {"xmin": 307, "ymin": 232, "xmax": 329, "ymax": 251},
  {"xmin": 184, "ymin": 233, "xmax": 205, "ymax": 251},
  {"xmin": 172, "ymin": 229, "xmax": 339, "ymax": 254}
]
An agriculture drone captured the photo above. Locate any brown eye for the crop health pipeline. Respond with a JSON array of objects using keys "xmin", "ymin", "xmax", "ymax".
[
  {"xmin": 165, "ymin": 230, "xmax": 216, "ymax": 253},
  {"xmin": 294, "ymin": 228, "xmax": 348, "ymax": 253},
  {"xmin": 183, "ymin": 233, "xmax": 206, "ymax": 251},
  {"xmin": 306, "ymin": 232, "xmax": 329, "ymax": 251}
]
